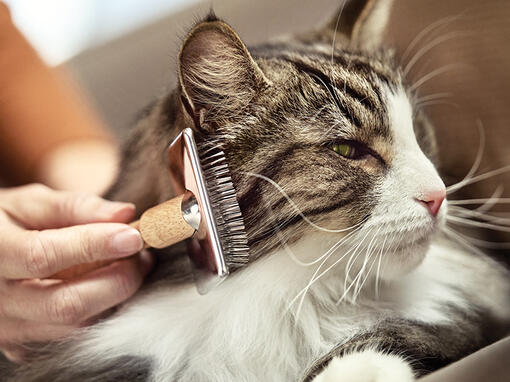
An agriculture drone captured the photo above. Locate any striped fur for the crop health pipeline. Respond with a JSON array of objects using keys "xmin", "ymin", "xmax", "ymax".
[{"xmin": 5, "ymin": 1, "xmax": 510, "ymax": 381}]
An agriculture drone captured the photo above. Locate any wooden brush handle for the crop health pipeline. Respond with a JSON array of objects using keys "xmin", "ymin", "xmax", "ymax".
[
  {"xmin": 53, "ymin": 195, "xmax": 195, "ymax": 280},
  {"xmin": 133, "ymin": 194, "xmax": 195, "ymax": 248}
]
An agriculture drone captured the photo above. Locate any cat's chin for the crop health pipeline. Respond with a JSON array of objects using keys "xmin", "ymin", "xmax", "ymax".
[{"xmin": 378, "ymin": 237, "xmax": 432, "ymax": 280}]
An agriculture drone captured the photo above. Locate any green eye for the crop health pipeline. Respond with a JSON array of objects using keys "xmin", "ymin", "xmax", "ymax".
[{"xmin": 332, "ymin": 143, "xmax": 356, "ymax": 158}]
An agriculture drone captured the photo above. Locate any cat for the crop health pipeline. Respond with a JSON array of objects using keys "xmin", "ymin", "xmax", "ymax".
[{"xmin": 4, "ymin": 0, "xmax": 510, "ymax": 381}]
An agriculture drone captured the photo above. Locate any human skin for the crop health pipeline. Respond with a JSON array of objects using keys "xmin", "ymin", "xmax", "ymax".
[
  {"xmin": 35, "ymin": 139, "xmax": 120, "ymax": 195},
  {"xmin": 0, "ymin": 184, "xmax": 154, "ymax": 362}
]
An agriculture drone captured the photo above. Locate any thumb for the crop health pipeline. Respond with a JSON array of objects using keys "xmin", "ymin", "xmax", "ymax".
[{"xmin": 0, "ymin": 184, "xmax": 136, "ymax": 229}]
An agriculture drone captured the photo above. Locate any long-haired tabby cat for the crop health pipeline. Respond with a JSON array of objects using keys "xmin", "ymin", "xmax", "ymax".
[{"xmin": 4, "ymin": 0, "xmax": 510, "ymax": 381}]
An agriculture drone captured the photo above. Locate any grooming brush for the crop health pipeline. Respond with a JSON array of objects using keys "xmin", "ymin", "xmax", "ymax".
[{"xmin": 55, "ymin": 128, "xmax": 249, "ymax": 294}]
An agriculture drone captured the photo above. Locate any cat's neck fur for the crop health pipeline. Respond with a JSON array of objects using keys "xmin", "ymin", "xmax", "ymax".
[{"xmin": 70, "ymin": 234, "xmax": 509, "ymax": 382}]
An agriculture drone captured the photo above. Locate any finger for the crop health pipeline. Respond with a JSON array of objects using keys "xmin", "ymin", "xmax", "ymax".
[
  {"xmin": 2, "ymin": 252, "xmax": 154, "ymax": 325},
  {"xmin": 0, "ymin": 223, "xmax": 143, "ymax": 279},
  {"xmin": 0, "ymin": 317, "xmax": 78, "ymax": 346},
  {"xmin": 0, "ymin": 183, "xmax": 136, "ymax": 229}
]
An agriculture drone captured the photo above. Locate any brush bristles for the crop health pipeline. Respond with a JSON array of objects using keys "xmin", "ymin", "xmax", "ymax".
[{"xmin": 198, "ymin": 145, "xmax": 250, "ymax": 267}]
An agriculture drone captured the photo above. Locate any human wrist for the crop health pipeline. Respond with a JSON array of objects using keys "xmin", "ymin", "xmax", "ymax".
[{"xmin": 36, "ymin": 139, "xmax": 120, "ymax": 194}]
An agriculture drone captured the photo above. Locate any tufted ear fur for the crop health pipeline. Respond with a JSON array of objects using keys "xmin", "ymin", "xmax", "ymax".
[
  {"xmin": 322, "ymin": 0, "xmax": 394, "ymax": 49},
  {"xmin": 178, "ymin": 15, "xmax": 269, "ymax": 132}
]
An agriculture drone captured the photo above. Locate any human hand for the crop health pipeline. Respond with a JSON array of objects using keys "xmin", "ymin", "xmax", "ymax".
[{"xmin": 0, "ymin": 184, "xmax": 154, "ymax": 362}]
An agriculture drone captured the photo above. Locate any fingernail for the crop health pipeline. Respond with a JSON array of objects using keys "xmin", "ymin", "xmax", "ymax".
[{"xmin": 111, "ymin": 228, "xmax": 143, "ymax": 255}]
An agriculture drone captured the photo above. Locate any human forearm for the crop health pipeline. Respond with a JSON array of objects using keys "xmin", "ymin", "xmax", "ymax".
[
  {"xmin": 0, "ymin": 3, "xmax": 113, "ymax": 187},
  {"xmin": 36, "ymin": 139, "xmax": 120, "ymax": 194}
]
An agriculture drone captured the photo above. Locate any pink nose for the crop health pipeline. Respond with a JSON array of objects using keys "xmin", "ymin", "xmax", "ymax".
[{"xmin": 416, "ymin": 189, "xmax": 446, "ymax": 217}]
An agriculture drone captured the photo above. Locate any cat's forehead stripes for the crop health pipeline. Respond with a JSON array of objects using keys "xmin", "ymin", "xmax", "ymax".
[
  {"xmin": 251, "ymin": 42, "xmax": 399, "ymax": 140},
  {"xmin": 251, "ymin": 40, "xmax": 399, "ymax": 85},
  {"xmin": 293, "ymin": 60, "xmax": 389, "ymax": 138}
]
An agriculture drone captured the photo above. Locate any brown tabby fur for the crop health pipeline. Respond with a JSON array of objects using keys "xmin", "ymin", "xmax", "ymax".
[{"xmin": 2, "ymin": 1, "xmax": 506, "ymax": 381}]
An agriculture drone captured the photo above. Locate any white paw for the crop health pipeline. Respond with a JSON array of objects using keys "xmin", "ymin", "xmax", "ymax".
[{"xmin": 312, "ymin": 349, "xmax": 415, "ymax": 382}]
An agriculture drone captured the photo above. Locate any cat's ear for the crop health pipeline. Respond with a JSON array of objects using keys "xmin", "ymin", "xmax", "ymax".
[
  {"xmin": 322, "ymin": 0, "xmax": 394, "ymax": 49},
  {"xmin": 178, "ymin": 15, "xmax": 269, "ymax": 132}
]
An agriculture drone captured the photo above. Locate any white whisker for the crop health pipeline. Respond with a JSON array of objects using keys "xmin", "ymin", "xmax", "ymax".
[
  {"xmin": 447, "ymin": 164, "xmax": 510, "ymax": 195},
  {"xmin": 343, "ymin": 232, "xmax": 370, "ymax": 297},
  {"xmin": 330, "ymin": 1, "xmax": 346, "ymax": 65},
  {"xmin": 446, "ymin": 120, "xmax": 485, "ymax": 194},
  {"xmin": 416, "ymin": 100, "xmax": 459, "ymax": 109},
  {"xmin": 355, "ymin": 248, "xmax": 379, "ymax": 302},
  {"xmin": 409, "ymin": 64, "xmax": 463, "ymax": 92},
  {"xmin": 448, "ymin": 198, "xmax": 510, "ymax": 206},
  {"xmin": 402, "ymin": 15, "xmax": 460, "ymax": 62},
  {"xmin": 374, "ymin": 235, "xmax": 387, "ymax": 299},
  {"xmin": 288, "ymin": 227, "xmax": 372, "ymax": 321},
  {"xmin": 415, "ymin": 92, "xmax": 452, "ymax": 104},
  {"xmin": 351, "ymin": 226, "xmax": 381, "ymax": 301},
  {"xmin": 287, "ymin": 228, "xmax": 363, "ymax": 320},
  {"xmin": 404, "ymin": 31, "xmax": 467, "ymax": 75},
  {"xmin": 290, "ymin": 232, "xmax": 365, "ymax": 322},
  {"xmin": 449, "ymin": 205, "xmax": 510, "ymax": 226},
  {"xmin": 338, "ymin": 249, "xmax": 371, "ymax": 304},
  {"xmin": 475, "ymin": 185, "xmax": 504, "ymax": 213},
  {"xmin": 442, "ymin": 226, "xmax": 487, "ymax": 257},
  {"xmin": 337, "ymin": 230, "xmax": 379, "ymax": 306},
  {"xmin": 447, "ymin": 215, "xmax": 510, "ymax": 233},
  {"xmin": 282, "ymin": 225, "xmax": 361, "ymax": 267},
  {"xmin": 444, "ymin": 225, "xmax": 510, "ymax": 249},
  {"xmin": 354, "ymin": 227, "xmax": 383, "ymax": 302},
  {"xmin": 244, "ymin": 171, "xmax": 365, "ymax": 233}
]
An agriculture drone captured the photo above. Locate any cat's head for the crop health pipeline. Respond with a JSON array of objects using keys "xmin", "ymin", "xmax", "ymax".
[{"xmin": 175, "ymin": 0, "xmax": 446, "ymax": 282}]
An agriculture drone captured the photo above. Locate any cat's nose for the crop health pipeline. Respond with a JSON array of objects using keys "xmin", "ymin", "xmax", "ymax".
[{"xmin": 416, "ymin": 188, "xmax": 446, "ymax": 217}]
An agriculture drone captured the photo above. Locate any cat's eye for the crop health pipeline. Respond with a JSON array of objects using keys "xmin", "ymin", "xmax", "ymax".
[{"xmin": 332, "ymin": 143, "xmax": 357, "ymax": 159}]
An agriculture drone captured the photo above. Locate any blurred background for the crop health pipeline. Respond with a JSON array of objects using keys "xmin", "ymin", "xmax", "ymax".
[
  {"xmin": 5, "ymin": 0, "xmax": 349, "ymax": 135},
  {"xmin": 4, "ymin": 0, "xmax": 200, "ymax": 65}
]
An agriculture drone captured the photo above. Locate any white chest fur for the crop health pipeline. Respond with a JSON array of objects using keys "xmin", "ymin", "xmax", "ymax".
[{"xmin": 75, "ymin": 238, "xmax": 509, "ymax": 382}]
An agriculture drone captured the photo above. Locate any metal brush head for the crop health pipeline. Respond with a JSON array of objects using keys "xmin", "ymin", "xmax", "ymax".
[
  {"xmin": 167, "ymin": 128, "xmax": 249, "ymax": 294},
  {"xmin": 199, "ymin": 149, "xmax": 250, "ymax": 267}
]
